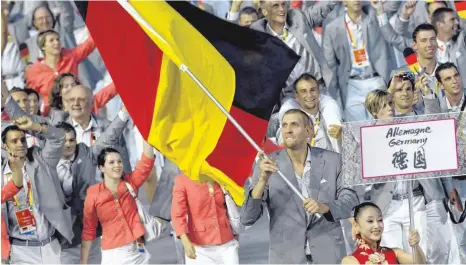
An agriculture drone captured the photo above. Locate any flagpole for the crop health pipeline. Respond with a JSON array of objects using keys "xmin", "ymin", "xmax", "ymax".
[{"xmin": 180, "ymin": 65, "xmax": 321, "ymax": 219}]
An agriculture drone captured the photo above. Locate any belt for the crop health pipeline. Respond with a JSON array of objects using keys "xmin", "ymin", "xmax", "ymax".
[
  {"xmin": 349, "ymin": 72, "xmax": 379, "ymax": 80},
  {"xmin": 2, "ymin": 72, "xmax": 20, "ymax": 79},
  {"xmin": 392, "ymin": 188, "xmax": 424, "ymax": 200},
  {"xmin": 11, "ymin": 235, "xmax": 56, "ymax": 247}
]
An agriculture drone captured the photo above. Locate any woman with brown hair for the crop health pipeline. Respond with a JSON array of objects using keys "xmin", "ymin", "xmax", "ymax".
[{"xmin": 49, "ymin": 72, "xmax": 117, "ymax": 114}]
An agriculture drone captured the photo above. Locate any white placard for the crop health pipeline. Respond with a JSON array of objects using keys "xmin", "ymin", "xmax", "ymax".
[{"xmin": 360, "ymin": 118, "xmax": 459, "ymax": 179}]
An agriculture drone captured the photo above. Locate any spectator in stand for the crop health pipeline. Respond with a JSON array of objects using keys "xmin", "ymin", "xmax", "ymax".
[
  {"xmin": 25, "ymin": 29, "xmax": 96, "ymax": 116},
  {"xmin": 49, "ymin": 72, "xmax": 117, "ymax": 115},
  {"xmin": 80, "ymin": 142, "xmax": 155, "ymax": 265},
  {"xmin": 171, "ymin": 174, "xmax": 240, "ymax": 264},
  {"xmin": 227, "ymin": 0, "xmax": 259, "ymax": 27},
  {"xmin": 24, "ymin": 88, "xmax": 41, "ymax": 116}
]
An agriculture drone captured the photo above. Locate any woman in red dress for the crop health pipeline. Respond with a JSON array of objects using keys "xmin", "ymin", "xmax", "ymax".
[{"xmin": 341, "ymin": 202, "xmax": 426, "ymax": 264}]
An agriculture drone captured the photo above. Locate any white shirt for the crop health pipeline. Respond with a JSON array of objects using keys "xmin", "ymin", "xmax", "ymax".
[
  {"xmin": 446, "ymin": 93, "xmax": 466, "ymax": 112},
  {"xmin": 72, "ymin": 111, "xmax": 131, "ymax": 147},
  {"xmin": 1, "ymin": 39, "xmax": 25, "ymax": 90},
  {"xmin": 436, "ymin": 39, "xmax": 452, "ymax": 64},
  {"xmin": 294, "ymin": 147, "xmax": 312, "ymax": 255},
  {"xmin": 266, "ymin": 23, "xmax": 322, "ymax": 87},
  {"xmin": 72, "ymin": 116, "xmax": 99, "ymax": 147}
]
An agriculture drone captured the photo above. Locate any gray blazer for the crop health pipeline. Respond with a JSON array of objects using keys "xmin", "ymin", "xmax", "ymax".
[
  {"xmin": 149, "ymin": 158, "xmax": 181, "ymax": 221},
  {"xmin": 65, "ymin": 115, "xmax": 128, "ymax": 248},
  {"xmin": 3, "ymin": 97, "xmax": 132, "ymax": 174},
  {"xmin": 424, "ymin": 93, "xmax": 466, "ymax": 114},
  {"xmin": 322, "ymin": 9, "xmax": 399, "ymax": 106},
  {"xmin": 240, "ymin": 147, "xmax": 359, "ymax": 264},
  {"xmin": 1, "ymin": 126, "xmax": 74, "ymax": 244},
  {"xmin": 250, "ymin": 1, "xmax": 337, "ymax": 92}
]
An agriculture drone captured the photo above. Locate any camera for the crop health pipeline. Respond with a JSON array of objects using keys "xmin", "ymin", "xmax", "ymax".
[{"xmin": 401, "ymin": 72, "xmax": 415, "ymax": 81}]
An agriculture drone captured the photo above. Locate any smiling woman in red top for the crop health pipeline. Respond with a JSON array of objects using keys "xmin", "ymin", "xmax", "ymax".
[
  {"xmin": 25, "ymin": 30, "xmax": 96, "ymax": 116},
  {"xmin": 80, "ymin": 141, "xmax": 155, "ymax": 265}
]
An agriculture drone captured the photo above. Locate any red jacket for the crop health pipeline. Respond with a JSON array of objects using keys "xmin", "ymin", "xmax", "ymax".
[
  {"xmin": 171, "ymin": 174, "xmax": 235, "ymax": 246},
  {"xmin": 2, "ymin": 180, "xmax": 21, "ymax": 260}
]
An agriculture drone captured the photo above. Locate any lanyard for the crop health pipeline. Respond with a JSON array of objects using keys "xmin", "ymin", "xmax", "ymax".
[
  {"xmin": 13, "ymin": 179, "xmax": 34, "ymax": 208},
  {"xmin": 345, "ymin": 20, "xmax": 360, "ymax": 48},
  {"xmin": 310, "ymin": 113, "xmax": 321, "ymax": 147},
  {"xmin": 281, "ymin": 28, "xmax": 288, "ymax": 42}
]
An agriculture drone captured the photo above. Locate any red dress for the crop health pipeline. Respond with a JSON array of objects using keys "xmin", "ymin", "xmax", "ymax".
[{"xmin": 352, "ymin": 236, "xmax": 398, "ymax": 264}]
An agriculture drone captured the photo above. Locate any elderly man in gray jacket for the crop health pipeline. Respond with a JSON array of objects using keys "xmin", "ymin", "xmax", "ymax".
[
  {"xmin": 241, "ymin": 109, "xmax": 359, "ymax": 264},
  {"xmin": 249, "ymin": 0, "xmax": 337, "ymax": 104}
]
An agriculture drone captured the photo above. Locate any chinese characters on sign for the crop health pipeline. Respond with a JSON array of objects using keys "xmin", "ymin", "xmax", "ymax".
[
  {"xmin": 360, "ymin": 119, "xmax": 458, "ymax": 179},
  {"xmin": 391, "ymin": 147, "xmax": 427, "ymax": 170}
]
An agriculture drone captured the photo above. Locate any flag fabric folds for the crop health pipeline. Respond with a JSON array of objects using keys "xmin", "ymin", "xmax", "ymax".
[
  {"xmin": 455, "ymin": 1, "xmax": 466, "ymax": 19},
  {"xmin": 76, "ymin": 0, "xmax": 299, "ymax": 205}
]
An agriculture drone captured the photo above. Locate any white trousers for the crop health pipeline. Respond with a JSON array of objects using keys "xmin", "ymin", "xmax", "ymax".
[
  {"xmin": 380, "ymin": 196, "xmax": 427, "ymax": 253},
  {"xmin": 185, "ymin": 239, "xmax": 239, "ymax": 265},
  {"xmin": 60, "ymin": 238, "xmax": 102, "ymax": 264},
  {"xmin": 9, "ymin": 238, "xmax": 61, "ymax": 264},
  {"xmin": 425, "ymin": 200, "xmax": 460, "ymax": 264},
  {"xmin": 344, "ymin": 77, "xmax": 386, "ymax": 122},
  {"xmin": 101, "ymin": 241, "xmax": 150, "ymax": 265}
]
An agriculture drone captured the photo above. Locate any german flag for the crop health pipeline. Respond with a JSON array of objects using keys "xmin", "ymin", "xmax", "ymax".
[
  {"xmin": 76, "ymin": 1, "xmax": 299, "ymax": 204},
  {"xmin": 455, "ymin": 1, "xmax": 466, "ymax": 19}
]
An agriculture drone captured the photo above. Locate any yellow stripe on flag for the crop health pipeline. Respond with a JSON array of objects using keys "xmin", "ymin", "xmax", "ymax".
[{"xmin": 120, "ymin": 1, "xmax": 245, "ymax": 204}]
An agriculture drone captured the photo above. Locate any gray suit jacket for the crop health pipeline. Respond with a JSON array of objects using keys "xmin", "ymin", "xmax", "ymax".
[
  {"xmin": 1, "ymin": 126, "xmax": 74, "ymax": 244},
  {"xmin": 65, "ymin": 114, "xmax": 128, "ymax": 248},
  {"xmin": 149, "ymin": 158, "xmax": 181, "ymax": 221},
  {"xmin": 240, "ymin": 147, "xmax": 359, "ymax": 264},
  {"xmin": 250, "ymin": 1, "xmax": 337, "ymax": 93},
  {"xmin": 3, "ymin": 97, "xmax": 132, "ymax": 174},
  {"xmin": 322, "ymin": 9, "xmax": 398, "ymax": 106}
]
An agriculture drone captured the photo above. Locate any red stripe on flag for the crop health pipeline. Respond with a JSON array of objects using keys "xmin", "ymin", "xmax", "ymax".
[
  {"xmin": 206, "ymin": 106, "xmax": 269, "ymax": 187},
  {"xmin": 404, "ymin": 53, "xmax": 418, "ymax": 66},
  {"xmin": 455, "ymin": 1, "xmax": 466, "ymax": 12},
  {"xmin": 85, "ymin": 1, "xmax": 162, "ymax": 139}
]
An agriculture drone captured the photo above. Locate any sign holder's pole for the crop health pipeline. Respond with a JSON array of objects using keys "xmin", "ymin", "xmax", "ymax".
[{"xmin": 407, "ymin": 179, "xmax": 417, "ymax": 264}]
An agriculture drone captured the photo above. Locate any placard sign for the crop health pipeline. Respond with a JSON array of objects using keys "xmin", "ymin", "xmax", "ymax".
[{"xmin": 360, "ymin": 119, "xmax": 458, "ymax": 179}]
